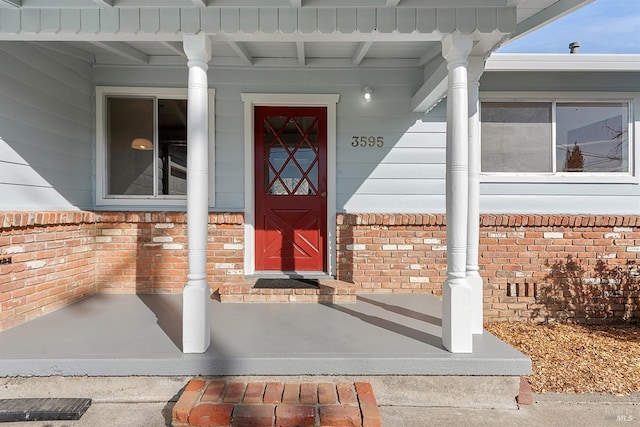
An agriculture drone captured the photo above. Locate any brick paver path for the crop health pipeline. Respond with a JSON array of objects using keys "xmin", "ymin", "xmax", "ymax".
[{"xmin": 172, "ymin": 379, "xmax": 382, "ymax": 427}]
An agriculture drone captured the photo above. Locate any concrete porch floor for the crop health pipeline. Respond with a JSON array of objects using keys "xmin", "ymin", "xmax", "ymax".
[{"xmin": 0, "ymin": 293, "xmax": 530, "ymax": 377}]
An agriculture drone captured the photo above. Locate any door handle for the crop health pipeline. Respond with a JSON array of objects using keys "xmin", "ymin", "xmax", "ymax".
[{"xmin": 320, "ymin": 192, "xmax": 327, "ymax": 197}]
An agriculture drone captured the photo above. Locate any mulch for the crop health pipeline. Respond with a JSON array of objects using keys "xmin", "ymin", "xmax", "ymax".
[{"xmin": 485, "ymin": 322, "xmax": 640, "ymax": 395}]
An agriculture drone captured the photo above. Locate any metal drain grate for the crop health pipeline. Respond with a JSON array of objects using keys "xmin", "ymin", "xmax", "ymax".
[{"xmin": 0, "ymin": 398, "xmax": 92, "ymax": 422}]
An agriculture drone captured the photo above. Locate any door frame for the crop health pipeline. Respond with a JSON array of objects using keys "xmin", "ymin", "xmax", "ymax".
[{"xmin": 241, "ymin": 93, "xmax": 340, "ymax": 277}]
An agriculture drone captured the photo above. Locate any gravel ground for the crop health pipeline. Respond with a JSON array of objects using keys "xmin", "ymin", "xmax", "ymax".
[{"xmin": 485, "ymin": 322, "xmax": 640, "ymax": 395}]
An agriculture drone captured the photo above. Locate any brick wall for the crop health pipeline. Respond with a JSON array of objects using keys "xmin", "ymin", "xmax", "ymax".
[
  {"xmin": 337, "ymin": 214, "xmax": 640, "ymax": 325},
  {"xmin": 95, "ymin": 212, "xmax": 244, "ymax": 293},
  {"xmin": 336, "ymin": 214, "xmax": 447, "ymax": 294},
  {"xmin": 0, "ymin": 211, "xmax": 244, "ymax": 331},
  {"xmin": 2, "ymin": 211, "xmax": 639, "ymax": 332},
  {"xmin": 0, "ymin": 212, "xmax": 97, "ymax": 331},
  {"xmin": 480, "ymin": 215, "xmax": 640, "ymax": 325}
]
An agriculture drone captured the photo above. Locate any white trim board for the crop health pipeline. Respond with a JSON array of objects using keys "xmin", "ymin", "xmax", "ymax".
[
  {"xmin": 241, "ymin": 93, "xmax": 340, "ymax": 277},
  {"xmin": 486, "ymin": 53, "xmax": 640, "ymax": 72}
]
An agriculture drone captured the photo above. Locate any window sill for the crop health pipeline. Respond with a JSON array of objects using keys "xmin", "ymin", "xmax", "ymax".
[
  {"xmin": 96, "ymin": 197, "xmax": 188, "ymax": 207},
  {"xmin": 480, "ymin": 173, "xmax": 639, "ymax": 184}
]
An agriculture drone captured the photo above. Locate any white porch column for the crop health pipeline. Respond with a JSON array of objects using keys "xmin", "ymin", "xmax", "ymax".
[
  {"xmin": 441, "ymin": 34, "xmax": 473, "ymax": 353},
  {"xmin": 467, "ymin": 57, "xmax": 485, "ymax": 335},
  {"xmin": 183, "ymin": 32, "xmax": 212, "ymax": 354}
]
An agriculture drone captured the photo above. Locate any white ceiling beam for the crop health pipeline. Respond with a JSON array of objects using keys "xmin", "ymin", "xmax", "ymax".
[
  {"xmin": 90, "ymin": 41, "xmax": 149, "ymax": 64},
  {"xmin": 0, "ymin": 0, "xmax": 21, "ymax": 8},
  {"xmin": 160, "ymin": 41, "xmax": 186, "ymax": 57},
  {"xmin": 227, "ymin": 41, "xmax": 252, "ymax": 66},
  {"xmin": 225, "ymin": 56, "xmax": 418, "ymax": 68},
  {"xmin": 418, "ymin": 44, "xmax": 442, "ymax": 66},
  {"xmin": 92, "ymin": 0, "xmax": 113, "ymax": 6},
  {"xmin": 191, "ymin": 0, "xmax": 207, "ymax": 6},
  {"xmin": 290, "ymin": 0, "xmax": 302, "ymax": 8},
  {"xmin": 95, "ymin": 55, "xmax": 187, "ymax": 66},
  {"xmin": 296, "ymin": 41, "xmax": 305, "ymax": 66},
  {"xmin": 214, "ymin": 32, "xmax": 440, "ymax": 43},
  {"xmin": 411, "ymin": 59, "xmax": 448, "ymax": 113},
  {"xmin": 386, "ymin": 0, "xmax": 401, "ymax": 6},
  {"xmin": 352, "ymin": 41, "xmax": 372, "ymax": 66}
]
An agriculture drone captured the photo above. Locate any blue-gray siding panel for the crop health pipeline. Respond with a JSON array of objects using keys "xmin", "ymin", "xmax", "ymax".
[
  {"xmin": 86, "ymin": 65, "xmax": 640, "ymax": 214},
  {"xmin": 94, "ymin": 66, "xmax": 430, "ymax": 212},
  {"xmin": 479, "ymin": 195, "xmax": 640, "ymax": 215},
  {"xmin": 479, "ymin": 71, "xmax": 640, "ymax": 214},
  {"xmin": 0, "ymin": 42, "xmax": 93, "ymax": 211}
]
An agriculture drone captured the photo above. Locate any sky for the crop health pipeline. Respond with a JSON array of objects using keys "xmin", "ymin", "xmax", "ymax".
[{"xmin": 498, "ymin": 0, "xmax": 640, "ymax": 54}]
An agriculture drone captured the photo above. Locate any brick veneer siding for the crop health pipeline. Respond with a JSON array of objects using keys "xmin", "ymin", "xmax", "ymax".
[
  {"xmin": 337, "ymin": 214, "xmax": 640, "ymax": 325},
  {"xmin": 0, "ymin": 211, "xmax": 244, "ymax": 331},
  {"xmin": 336, "ymin": 214, "xmax": 447, "ymax": 294},
  {"xmin": 0, "ymin": 212, "xmax": 97, "ymax": 331},
  {"xmin": 95, "ymin": 212, "xmax": 244, "ymax": 294},
  {"xmin": 2, "ymin": 211, "xmax": 639, "ymax": 331}
]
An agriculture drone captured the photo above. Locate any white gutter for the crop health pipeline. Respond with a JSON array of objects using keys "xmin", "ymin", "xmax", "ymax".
[{"xmin": 486, "ymin": 53, "xmax": 640, "ymax": 72}]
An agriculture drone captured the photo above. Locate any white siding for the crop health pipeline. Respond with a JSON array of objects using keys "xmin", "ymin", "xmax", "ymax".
[{"xmin": 0, "ymin": 42, "xmax": 93, "ymax": 211}]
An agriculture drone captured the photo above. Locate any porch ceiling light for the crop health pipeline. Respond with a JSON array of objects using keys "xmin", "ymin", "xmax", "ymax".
[
  {"xmin": 363, "ymin": 86, "xmax": 373, "ymax": 103},
  {"xmin": 131, "ymin": 137, "xmax": 153, "ymax": 151}
]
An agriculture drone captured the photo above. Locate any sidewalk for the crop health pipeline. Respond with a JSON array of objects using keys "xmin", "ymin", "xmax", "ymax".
[{"xmin": 1, "ymin": 377, "xmax": 639, "ymax": 426}]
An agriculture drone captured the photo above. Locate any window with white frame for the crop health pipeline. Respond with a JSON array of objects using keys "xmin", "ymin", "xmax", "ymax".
[
  {"xmin": 96, "ymin": 87, "xmax": 215, "ymax": 206},
  {"xmin": 481, "ymin": 99, "xmax": 633, "ymax": 176}
]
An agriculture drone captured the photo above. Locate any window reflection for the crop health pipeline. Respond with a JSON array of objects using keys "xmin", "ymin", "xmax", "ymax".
[{"xmin": 556, "ymin": 103, "xmax": 628, "ymax": 173}]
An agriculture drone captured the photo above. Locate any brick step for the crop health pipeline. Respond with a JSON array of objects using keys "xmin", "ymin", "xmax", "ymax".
[
  {"xmin": 217, "ymin": 278, "xmax": 357, "ymax": 303},
  {"xmin": 172, "ymin": 379, "xmax": 382, "ymax": 427}
]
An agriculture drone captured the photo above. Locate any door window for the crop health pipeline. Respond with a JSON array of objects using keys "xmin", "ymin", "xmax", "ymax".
[{"xmin": 263, "ymin": 116, "xmax": 319, "ymax": 195}]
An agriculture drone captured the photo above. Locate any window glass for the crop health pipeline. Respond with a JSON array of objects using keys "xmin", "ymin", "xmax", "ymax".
[
  {"xmin": 481, "ymin": 102, "xmax": 553, "ymax": 172},
  {"xmin": 106, "ymin": 96, "xmax": 188, "ymax": 197},
  {"xmin": 481, "ymin": 100, "xmax": 631, "ymax": 176},
  {"xmin": 263, "ymin": 116, "xmax": 319, "ymax": 196},
  {"xmin": 107, "ymin": 97, "xmax": 154, "ymax": 195},
  {"xmin": 556, "ymin": 103, "xmax": 628, "ymax": 173},
  {"xmin": 158, "ymin": 99, "xmax": 188, "ymax": 195}
]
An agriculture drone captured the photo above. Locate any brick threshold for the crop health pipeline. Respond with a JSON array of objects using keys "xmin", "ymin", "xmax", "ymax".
[
  {"xmin": 217, "ymin": 278, "xmax": 358, "ymax": 303},
  {"xmin": 172, "ymin": 379, "xmax": 381, "ymax": 427}
]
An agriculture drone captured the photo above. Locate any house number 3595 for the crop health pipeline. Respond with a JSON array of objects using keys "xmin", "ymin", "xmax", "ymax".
[{"xmin": 351, "ymin": 136, "xmax": 384, "ymax": 148}]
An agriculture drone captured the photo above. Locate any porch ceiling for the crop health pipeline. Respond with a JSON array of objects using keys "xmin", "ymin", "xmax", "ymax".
[
  {"xmin": 39, "ymin": 39, "xmax": 445, "ymax": 68},
  {"xmin": 0, "ymin": 0, "xmax": 593, "ymax": 111}
]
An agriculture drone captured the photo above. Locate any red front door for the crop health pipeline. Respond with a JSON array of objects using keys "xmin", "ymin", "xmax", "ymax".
[{"xmin": 255, "ymin": 106, "xmax": 327, "ymax": 272}]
